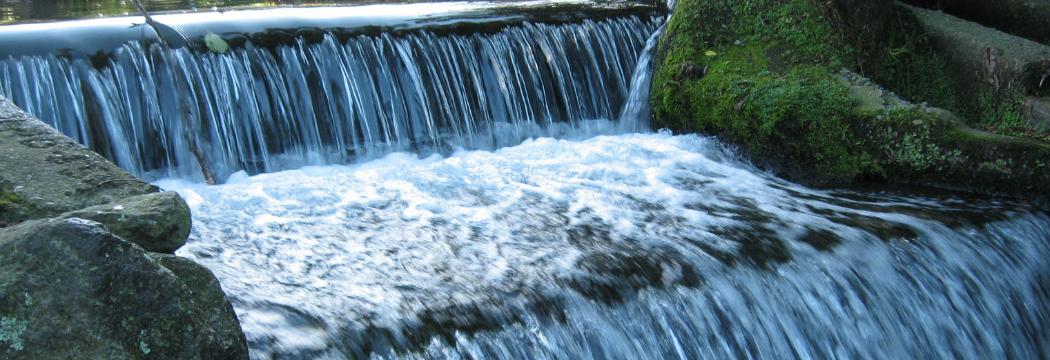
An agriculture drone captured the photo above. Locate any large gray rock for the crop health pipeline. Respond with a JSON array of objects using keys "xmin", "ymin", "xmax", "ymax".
[
  {"xmin": 1023, "ymin": 97, "xmax": 1050, "ymax": 130},
  {"xmin": 0, "ymin": 218, "xmax": 247, "ymax": 359},
  {"xmin": 902, "ymin": 4, "xmax": 1050, "ymax": 97},
  {"xmin": 902, "ymin": 0, "xmax": 1050, "ymax": 44},
  {"xmin": 0, "ymin": 96, "xmax": 157, "ymax": 226},
  {"xmin": 60, "ymin": 192, "xmax": 192, "ymax": 253}
]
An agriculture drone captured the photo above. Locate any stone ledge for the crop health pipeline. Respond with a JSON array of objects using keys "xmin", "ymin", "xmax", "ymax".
[
  {"xmin": 0, "ymin": 96, "xmax": 158, "ymax": 227},
  {"xmin": 902, "ymin": 3, "xmax": 1050, "ymax": 97}
]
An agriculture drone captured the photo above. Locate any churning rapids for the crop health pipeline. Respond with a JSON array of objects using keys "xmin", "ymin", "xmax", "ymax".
[
  {"xmin": 159, "ymin": 133, "xmax": 1050, "ymax": 359},
  {"xmin": 2, "ymin": 2, "xmax": 1049, "ymax": 359}
]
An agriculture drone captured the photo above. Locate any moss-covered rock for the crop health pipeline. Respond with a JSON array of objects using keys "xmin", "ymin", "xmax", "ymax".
[
  {"xmin": 651, "ymin": 0, "xmax": 1050, "ymax": 207},
  {"xmin": 148, "ymin": 253, "xmax": 249, "ymax": 358},
  {"xmin": 0, "ymin": 97, "xmax": 248, "ymax": 357}
]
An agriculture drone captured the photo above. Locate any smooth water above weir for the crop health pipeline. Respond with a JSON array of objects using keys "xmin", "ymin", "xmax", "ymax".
[
  {"xmin": 1, "ymin": 14, "xmax": 659, "ymax": 181},
  {"xmin": 159, "ymin": 133, "xmax": 1050, "ymax": 359}
]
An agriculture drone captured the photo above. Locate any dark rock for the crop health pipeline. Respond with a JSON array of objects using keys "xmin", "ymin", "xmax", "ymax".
[
  {"xmin": 825, "ymin": 0, "xmax": 896, "ymax": 54},
  {"xmin": 0, "ymin": 218, "xmax": 247, "ymax": 359},
  {"xmin": 1024, "ymin": 97, "xmax": 1050, "ymax": 130},
  {"xmin": 148, "ymin": 253, "xmax": 249, "ymax": 359},
  {"xmin": 60, "ymin": 192, "xmax": 192, "ymax": 253},
  {"xmin": 675, "ymin": 61, "xmax": 705, "ymax": 81},
  {"xmin": 0, "ymin": 96, "xmax": 157, "ymax": 227}
]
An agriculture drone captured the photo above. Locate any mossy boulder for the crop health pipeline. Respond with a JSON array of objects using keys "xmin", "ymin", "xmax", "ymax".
[
  {"xmin": 651, "ymin": 0, "xmax": 1050, "ymax": 207},
  {"xmin": 0, "ymin": 218, "xmax": 247, "ymax": 359},
  {"xmin": 652, "ymin": 0, "xmax": 890, "ymax": 183},
  {"xmin": 1, "ymin": 96, "xmax": 194, "ymax": 253},
  {"xmin": 148, "ymin": 253, "xmax": 249, "ymax": 358},
  {"xmin": 0, "ymin": 97, "xmax": 247, "ymax": 357}
]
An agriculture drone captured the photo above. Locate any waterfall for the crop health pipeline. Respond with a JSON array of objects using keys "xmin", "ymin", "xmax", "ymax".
[
  {"xmin": 4, "ymin": 4, "xmax": 1047, "ymax": 360},
  {"xmin": 616, "ymin": 20, "xmax": 665, "ymax": 132},
  {"xmin": 0, "ymin": 15, "xmax": 660, "ymax": 181}
]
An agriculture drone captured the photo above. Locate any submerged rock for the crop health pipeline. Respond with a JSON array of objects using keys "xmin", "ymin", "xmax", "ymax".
[
  {"xmin": 0, "ymin": 218, "xmax": 247, "ymax": 359},
  {"xmin": 60, "ymin": 192, "xmax": 192, "ymax": 253}
]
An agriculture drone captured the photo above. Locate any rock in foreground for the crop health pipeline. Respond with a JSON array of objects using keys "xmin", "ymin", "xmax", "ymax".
[
  {"xmin": 0, "ymin": 218, "xmax": 247, "ymax": 359},
  {"xmin": 60, "ymin": 192, "xmax": 192, "ymax": 253}
]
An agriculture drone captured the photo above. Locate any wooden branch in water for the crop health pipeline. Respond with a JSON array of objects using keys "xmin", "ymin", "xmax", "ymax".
[
  {"xmin": 187, "ymin": 135, "xmax": 217, "ymax": 185},
  {"xmin": 131, "ymin": 0, "xmax": 168, "ymax": 48},
  {"xmin": 134, "ymin": 0, "xmax": 218, "ymax": 184}
]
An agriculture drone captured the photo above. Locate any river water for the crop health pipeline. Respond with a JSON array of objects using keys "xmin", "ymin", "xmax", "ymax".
[
  {"xmin": 159, "ymin": 132, "xmax": 1050, "ymax": 359},
  {"xmin": 2, "ymin": 3, "xmax": 1048, "ymax": 359}
]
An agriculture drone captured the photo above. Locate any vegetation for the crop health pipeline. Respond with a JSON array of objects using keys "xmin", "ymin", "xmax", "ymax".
[
  {"xmin": 0, "ymin": 191, "xmax": 19, "ymax": 209},
  {"xmin": 0, "ymin": 189, "xmax": 22, "ymax": 226},
  {"xmin": 652, "ymin": 0, "xmax": 878, "ymax": 183},
  {"xmin": 867, "ymin": 10, "xmax": 1050, "ymax": 142},
  {"xmin": 650, "ymin": 0, "xmax": 1050, "ymax": 206}
]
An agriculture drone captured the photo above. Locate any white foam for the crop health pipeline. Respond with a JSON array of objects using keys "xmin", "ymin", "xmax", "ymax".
[{"xmin": 158, "ymin": 132, "xmax": 1016, "ymax": 357}]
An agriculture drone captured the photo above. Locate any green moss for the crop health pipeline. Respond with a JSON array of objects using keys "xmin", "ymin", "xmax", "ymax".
[
  {"xmin": 870, "ymin": 108, "xmax": 965, "ymax": 172},
  {"xmin": 653, "ymin": 0, "xmax": 876, "ymax": 183},
  {"xmin": 977, "ymin": 159, "xmax": 1012, "ymax": 175},
  {"xmin": 651, "ymin": 0, "xmax": 1050, "ymax": 205},
  {"xmin": 0, "ymin": 191, "xmax": 19, "ymax": 208}
]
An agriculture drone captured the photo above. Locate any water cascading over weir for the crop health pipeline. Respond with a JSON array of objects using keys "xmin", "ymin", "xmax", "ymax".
[
  {"xmin": 2, "ymin": 2, "xmax": 1049, "ymax": 360},
  {"xmin": 0, "ymin": 1, "xmax": 663, "ymax": 180}
]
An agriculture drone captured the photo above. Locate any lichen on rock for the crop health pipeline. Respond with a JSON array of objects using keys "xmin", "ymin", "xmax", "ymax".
[{"xmin": 0, "ymin": 315, "xmax": 28, "ymax": 352}]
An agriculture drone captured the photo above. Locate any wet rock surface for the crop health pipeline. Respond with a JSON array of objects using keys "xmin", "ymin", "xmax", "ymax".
[
  {"xmin": 0, "ymin": 96, "xmax": 157, "ymax": 226},
  {"xmin": 0, "ymin": 218, "xmax": 247, "ymax": 359},
  {"xmin": 0, "ymin": 97, "xmax": 248, "ymax": 359},
  {"xmin": 60, "ymin": 192, "xmax": 192, "ymax": 253}
]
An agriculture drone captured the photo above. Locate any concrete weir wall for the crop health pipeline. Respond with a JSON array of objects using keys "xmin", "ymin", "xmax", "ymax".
[{"xmin": 0, "ymin": 96, "xmax": 248, "ymax": 359}]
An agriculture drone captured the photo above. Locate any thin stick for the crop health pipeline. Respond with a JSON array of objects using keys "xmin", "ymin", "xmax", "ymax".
[{"xmin": 132, "ymin": 0, "xmax": 217, "ymax": 185}]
